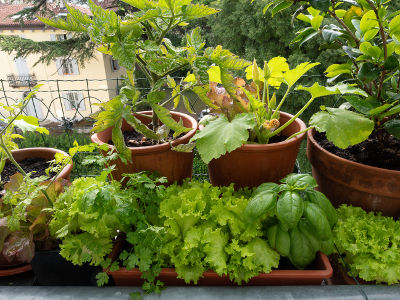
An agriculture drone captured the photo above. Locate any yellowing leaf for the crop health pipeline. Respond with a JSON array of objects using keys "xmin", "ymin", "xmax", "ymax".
[
  {"xmin": 267, "ymin": 56, "xmax": 289, "ymax": 87},
  {"xmin": 360, "ymin": 10, "xmax": 378, "ymax": 34},
  {"xmin": 183, "ymin": 73, "xmax": 196, "ymax": 83},
  {"xmin": 207, "ymin": 66, "xmax": 222, "ymax": 84}
]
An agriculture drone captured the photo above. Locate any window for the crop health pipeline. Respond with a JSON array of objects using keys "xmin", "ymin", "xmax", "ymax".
[
  {"xmin": 55, "ymin": 34, "xmax": 68, "ymax": 41},
  {"xmin": 111, "ymin": 58, "xmax": 120, "ymax": 72},
  {"xmin": 63, "ymin": 92, "xmax": 85, "ymax": 111},
  {"xmin": 55, "ymin": 58, "xmax": 79, "ymax": 75}
]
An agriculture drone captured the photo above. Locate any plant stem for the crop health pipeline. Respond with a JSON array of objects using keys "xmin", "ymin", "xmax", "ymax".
[
  {"xmin": 160, "ymin": 85, "xmax": 193, "ymax": 107},
  {"xmin": 286, "ymin": 126, "xmax": 313, "ymax": 141},
  {"xmin": 0, "ymin": 140, "xmax": 26, "ymax": 176},
  {"xmin": 271, "ymin": 86, "xmax": 291, "ymax": 119},
  {"xmin": 328, "ymin": 4, "xmax": 360, "ymax": 47},
  {"xmin": 270, "ymin": 97, "xmax": 315, "ymax": 138}
]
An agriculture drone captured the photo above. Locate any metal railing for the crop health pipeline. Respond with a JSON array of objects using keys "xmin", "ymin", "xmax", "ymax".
[{"xmin": 6, "ymin": 74, "xmax": 38, "ymax": 88}]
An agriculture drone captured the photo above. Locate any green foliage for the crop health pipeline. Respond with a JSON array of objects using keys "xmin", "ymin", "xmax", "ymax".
[
  {"xmin": 191, "ymin": 113, "xmax": 255, "ymax": 163},
  {"xmin": 160, "ymin": 180, "xmax": 280, "ymax": 284},
  {"xmin": 289, "ymin": 1, "xmax": 400, "ymax": 145},
  {"xmin": 0, "ymin": 87, "xmax": 48, "ymax": 176},
  {"xmin": 334, "ymin": 205, "xmax": 400, "ymax": 284},
  {"xmin": 244, "ymin": 173, "xmax": 337, "ymax": 268},
  {"xmin": 191, "ymin": 57, "xmax": 334, "ymax": 163}
]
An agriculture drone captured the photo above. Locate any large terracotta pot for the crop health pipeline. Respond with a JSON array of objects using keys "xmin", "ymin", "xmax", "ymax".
[
  {"xmin": 91, "ymin": 111, "xmax": 198, "ymax": 183},
  {"xmin": 307, "ymin": 129, "xmax": 400, "ymax": 217},
  {"xmin": 208, "ymin": 112, "xmax": 306, "ymax": 188},
  {"xmin": 10, "ymin": 147, "xmax": 73, "ymax": 181}
]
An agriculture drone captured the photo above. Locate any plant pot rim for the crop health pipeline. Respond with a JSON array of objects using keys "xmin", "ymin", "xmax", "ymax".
[
  {"xmin": 9, "ymin": 147, "xmax": 73, "ymax": 180},
  {"xmin": 107, "ymin": 252, "xmax": 332, "ymax": 282},
  {"xmin": 308, "ymin": 128, "xmax": 400, "ymax": 175},
  {"xmin": 91, "ymin": 111, "xmax": 198, "ymax": 154},
  {"xmin": 0, "ymin": 264, "xmax": 31, "ymax": 277},
  {"xmin": 238, "ymin": 111, "xmax": 306, "ymax": 152}
]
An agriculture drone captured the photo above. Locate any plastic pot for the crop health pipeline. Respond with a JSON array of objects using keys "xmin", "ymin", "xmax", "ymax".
[
  {"xmin": 107, "ymin": 252, "xmax": 332, "ymax": 286},
  {"xmin": 307, "ymin": 129, "xmax": 400, "ymax": 217},
  {"xmin": 207, "ymin": 112, "xmax": 306, "ymax": 188},
  {"xmin": 30, "ymin": 250, "xmax": 100, "ymax": 286},
  {"xmin": 91, "ymin": 111, "xmax": 197, "ymax": 184}
]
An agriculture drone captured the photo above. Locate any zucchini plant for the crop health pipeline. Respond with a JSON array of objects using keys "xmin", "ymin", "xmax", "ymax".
[{"xmin": 244, "ymin": 173, "xmax": 337, "ymax": 268}]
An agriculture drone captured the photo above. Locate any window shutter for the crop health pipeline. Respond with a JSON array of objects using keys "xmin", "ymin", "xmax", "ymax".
[
  {"xmin": 50, "ymin": 34, "xmax": 56, "ymax": 41},
  {"xmin": 78, "ymin": 93, "xmax": 85, "ymax": 110},
  {"xmin": 62, "ymin": 92, "xmax": 71, "ymax": 110},
  {"xmin": 55, "ymin": 59, "xmax": 63, "ymax": 75},
  {"xmin": 71, "ymin": 59, "xmax": 79, "ymax": 75}
]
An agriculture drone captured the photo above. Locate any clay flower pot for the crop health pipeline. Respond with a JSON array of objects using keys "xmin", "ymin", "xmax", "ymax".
[
  {"xmin": 208, "ymin": 112, "xmax": 307, "ymax": 188},
  {"xmin": 107, "ymin": 252, "xmax": 332, "ymax": 286},
  {"xmin": 307, "ymin": 129, "xmax": 400, "ymax": 217},
  {"xmin": 10, "ymin": 147, "xmax": 73, "ymax": 181},
  {"xmin": 91, "ymin": 111, "xmax": 198, "ymax": 183}
]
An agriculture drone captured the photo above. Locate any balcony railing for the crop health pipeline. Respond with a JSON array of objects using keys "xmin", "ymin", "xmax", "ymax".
[{"xmin": 6, "ymin": 74, "xmax": 38, "ymax": 88}]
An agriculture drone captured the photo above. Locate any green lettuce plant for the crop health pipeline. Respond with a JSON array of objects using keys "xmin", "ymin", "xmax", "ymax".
[
  {"xmin": 264, "ymin": 0, "xmax": 400, "ymax": 149},
  {"xmin": 191, "ymin": 58, "xmax": 365, "ymax": 163},
  {"xmin": 334, "ymin": 205, "xmax": 400, "ymax": 284},
  {"xmin": 244, "ymin": 173, "xmax": 337, "ymax": 269},
  {"xmin": 39, "ymin": 0, "xmax": 250, "ymax": 162}
]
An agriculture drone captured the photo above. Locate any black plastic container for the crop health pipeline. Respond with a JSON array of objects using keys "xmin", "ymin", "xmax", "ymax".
[{"xmin": 31, "ymin": 250, "xmax": 101, "ymax": 286}]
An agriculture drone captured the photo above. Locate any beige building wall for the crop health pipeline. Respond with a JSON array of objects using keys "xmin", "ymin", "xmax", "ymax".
[{"xmin": 0, "ymin": 27, "xmax": 125, "ymax": 122}]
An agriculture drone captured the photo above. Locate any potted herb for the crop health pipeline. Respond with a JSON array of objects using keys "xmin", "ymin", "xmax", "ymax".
[
  {"xmin": 39, "ymin": 0, "xmax": 233, "ymax": 183},
  {"xmin": 0, "ymin": 87, "xmax": 73, "ymax": 195},
  {"xmin": 191, "ymin": 58, "xmax": 361, "ymax": 188},
  {"xmin": 269, "ymin": 0, "xmax": 400, "ymax": 215}
]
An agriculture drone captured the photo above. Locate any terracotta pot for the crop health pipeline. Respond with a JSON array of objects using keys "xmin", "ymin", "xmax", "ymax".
[
  {"xmin": 9, "ymin": 147, "xmax": 73, "ymax": 181},
  {"xmin": 307, "ymin": 129, "xmax": 400, "ymax": 217},
  {"xmin": 91, "ymin": 111, "xmax": 197, "ymax": 184},
  {"xmin": 0, "ymin": 264, "xmax": 32, "ymax": 277},
  {"xmin": 107, "ymin": 252, "xmax": 332, "ymax": 286},
  {"xmin": 208, "ymin": 112, "xmax": 306, "ymax": 188}
]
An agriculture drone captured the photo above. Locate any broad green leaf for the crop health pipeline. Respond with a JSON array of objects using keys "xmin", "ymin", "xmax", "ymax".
[
  {"xmin": 190, "ymin": 114, "xmax": 256, "ymax": 164},
  {"xmin": 357, "ymin": 62, "xmax": 380, "ymax": 83},
  {"xmin": 280, "ymin": 173, "xmax": 318, "ymax": 190},
  {"xmin": 152, "ymin": 104, "xmax": 191, "ymax": 137},
  {"xmin": 383, "ymin": 55, "xmax": 400, "ymax": 71},
  {"xmin": 311, "ymin": 15, "xmax": 324, "ymax": 30},
  {"xmin": 112, "ymin": 119, "xmax": 131, "ymax": 163},
  {"xmin": 146, "ymin": 91, "xmax": 165, "ymax": 104},
  {"xmin": 124, "ymin": 114, "xmax": 159, "ymax": 140},
  {"xmin": 244, "ymin": 191, "xmax": 277, "ymax": 223},
  {"xmin": 289, "ymin": 227, "xmax": 316, "ymax": 269},
  {"xmin": 291, "ymin": 27, "xmax": 317, "ymax": 46},
  {"xmin": 111, "ymin": 42, "xmax": 136, "ymax": 69},
  {"xmin": 359, "ymin": 42, "xmax": 382, "ymax": 60},
  {"xmin": 384, "ymin": 120, "xmax": 400, "ymax": 138},
  {"xmin": 367, "ymin": 103, "xmax": 393, "ymax": 116},
  {"xmin": 277, "ymin": 191, "xmax": 303, "ymax": 229},
  {"xmin": 297, "ymin": 82, "xmax": 367, "ymax": 99},
  {"xmin": 325, "ymin": 63, "xmax": 352, "ymax": 78},
  {"xmin": 182, "ymin": 4, "xmax": 220, "ymax": 20},
  {"xmin": 381, "ymin": 104, "xmax": 400, "ymax": 118},
  {"xmin": 271, "ymin": 1, "xmax": 292, "ymax": 17},
  {"xmin": 343, "ymin": 95, "xmax": 378, "ymax": 114},
  {"xmin": 303, "ymin": 202, "xmax": 331, "ymax": 241},
  {"xmin": 363, "ymin": 29, "xmax": 379, "ymax": 41},
  {"xmin": 360, "ymin": 10, "xmax": 378, "ymax": 33},
  {"xmin": 275, "ymin": 225, "xmax": 290, "ymax": 257},
  {"xmin": 321, "ymin": 25, "xmax": 343, "ymax": 42},
  {"xmin": 304, "ymin": 189, "xmax": 337, "ymax": 228},
  {"xmin": 389, "ymin": 14, "xmax": 400, "ymax": 34},
  {"xmin": 310, "ymin": 107, "xmax": 374, "ymax": 149},
  {"xmin": 283, "ymin": 62, "xmax": 319, "ymax": 87}
]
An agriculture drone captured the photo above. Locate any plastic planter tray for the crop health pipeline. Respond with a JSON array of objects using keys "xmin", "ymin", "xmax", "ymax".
[{"xmin": 107, "ymin": 252, "xmax": 332, "ymax": 286}]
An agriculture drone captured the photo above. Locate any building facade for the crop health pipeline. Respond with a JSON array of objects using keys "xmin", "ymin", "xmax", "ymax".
[{"xmin": 0, "ymin": 3, "xmax": 125, "ymax": 122}]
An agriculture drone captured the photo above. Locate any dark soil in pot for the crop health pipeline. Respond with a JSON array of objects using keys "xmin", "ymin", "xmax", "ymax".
[
  {"xmin": 0, "ymin": 158, "xmax": 56, "ymax": 191},
  {"xmin": 314, "ymin": 131, "xmax": 400, "ymax": 171},
  {"xmin": 109, "ymin": 129, "xmax": 185, "ymax": 147},
  {"xmin": 30, "ymin": 250, "xmax": 102, "ymax": 286}
]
